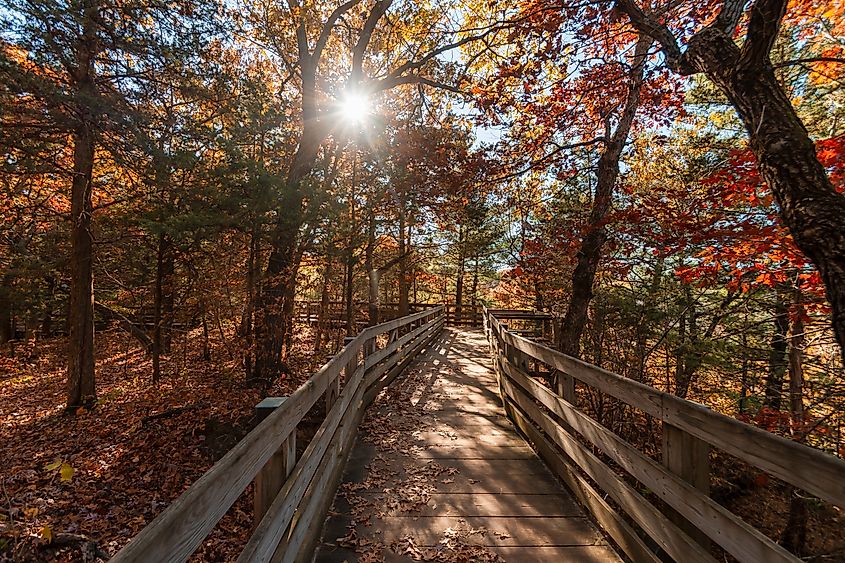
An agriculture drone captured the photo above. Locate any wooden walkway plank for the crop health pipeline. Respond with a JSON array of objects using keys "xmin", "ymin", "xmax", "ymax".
[{"xmin": 314, "ymin": 328, "xmax": 622, "ymax": 563}]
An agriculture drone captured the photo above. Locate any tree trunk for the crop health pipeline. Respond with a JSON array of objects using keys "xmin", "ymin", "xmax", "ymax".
[
  {"xmin": 161, "ymin": 241, "xmax": 174, "ymax": 354},
  {"xmin": 781, "ymin": 290, "xmax": 807, "ymax": 554},
  {"xmin": 470, "ymin": 257, "xmax": 479, "ymax": 326},
  {"xmin": 66, "ymin": 5, "xmax": 98, "ymax": 410},
  {"xmin": 40, "ymin": 275, "xmax": 55, "ymax": 339},
  {"xmin": 314, "ymin": 249, "xmax": 333, "ymax": 353},
  {"xmin": 398, "ymin": 208, "xmax": 410, "ymax": 317},
  {"xmin": 454, "ymin": 225, "xmax": 465, "ymax": 323},
  {"xmin": 253, "ymin": 170, "xmax": 306, "ymax": 379},
  {"xmin": 557, "ymin": 37, "xmax": 650, "ymax": 358},
  {"xmin": 243, "ymin": 229, "xmax": 257, "ymax": 379},
  {"xmin": 684, "ymin": 28, "xmax": 845, "ymax": 363},
  {"xmin": 252, "ymin": 117, "xmax": 322, "ymax": 379},
  {"xmin": 765, "ymin": 293, "xmax": 789, "ymax": 411},
  {"xmin": 152, "ymin": 234, "xmax": 165, "ymax": 383},
  {"xmin": 201, "ymin": 305, "xmax": 211, "ymax": 361},
  {"xmin": 0, "ymin": 273, "xmax": 14, "ymax": 344},
  {"xmin": 343, "ymin": 241, "xmax": 355, "ymax": 336},
  {"xmin": 365, "ymin": 202, "xmax": 379, "ymax": 326}
]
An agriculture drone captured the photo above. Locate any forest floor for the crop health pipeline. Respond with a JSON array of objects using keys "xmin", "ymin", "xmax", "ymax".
[{"xmin": 0, "ymin": 326, "xmax": 331, "ymax": 562}]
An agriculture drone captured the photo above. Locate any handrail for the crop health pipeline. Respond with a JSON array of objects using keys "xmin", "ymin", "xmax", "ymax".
[
  {"xmin": 484, "ymin": 307, "xmax": 845, "ymax": 563},
  {"xmin": 112, "ymin": 306, "xmax": 445, "ymax": 563}
]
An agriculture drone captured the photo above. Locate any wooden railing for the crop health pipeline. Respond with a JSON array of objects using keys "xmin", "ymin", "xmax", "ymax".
[
  {"xmin": 112, "ymin": 306, "xmax": 445, "ymax": 563},
  {"xmin": 484, "ymin": 308, "xmax": 845, "ymax": 563},
  {"xmin": 295, "ymin": 301, "xmax": 483, "ymax": 327}
]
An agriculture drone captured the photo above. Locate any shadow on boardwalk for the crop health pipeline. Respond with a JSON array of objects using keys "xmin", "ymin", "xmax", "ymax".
[{"xmin": 315, "ymin": 327, "xmax": 620, "ymax": 563}]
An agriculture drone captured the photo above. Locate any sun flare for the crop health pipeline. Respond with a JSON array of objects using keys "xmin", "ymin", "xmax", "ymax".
[{"xmin": 339, "ymin": 91, "xmax": 370, "ymax": 124}]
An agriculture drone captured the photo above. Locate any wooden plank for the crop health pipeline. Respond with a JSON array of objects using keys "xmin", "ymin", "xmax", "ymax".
[
  {"xmin": 499, "ymin": 378, "xmax": 716, "ymax": 562},
  {"xmin": 348, "ymin": 492, "xmax": 583, "ymax": 517},
  {"xmin": 501, "ymin": 362, "xmax": 799, "ymax": 563},
  {"xmin": 489, "ymin": 546, "xmax": 621, "ymax": 562},
  {"xmin": 509, "ymin": 404, "xmax": 661, "ymax": 563},
  {"xmin": 418, "ymin": 445, "xmax": 535, "ymax": 459},
  {"xmin": 287, "ymin": 317, "xmax": 444, "ymax": 563},
  {"xmin": 254, "ymin": 398, "xmax": 296, "ymax": 525},
  {"xmin": 491, "ymin": 315, "xmax": 845, "ymax": 511},
  {"xmin": 254, "ymin": 430, "xmax": 296, "ymax": 524},
  {"xmin": 347, "ymin": 515, "xmax": 604, "ymax": 547},
  {"xmin": 362, "ymin": 320, "xmax": 444, "ymax": 405}
]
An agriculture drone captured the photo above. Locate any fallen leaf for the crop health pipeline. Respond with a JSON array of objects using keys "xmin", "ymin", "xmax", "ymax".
[{"xmin": 60, "ymin": 462, "xmax": 75, "ymax": 482}]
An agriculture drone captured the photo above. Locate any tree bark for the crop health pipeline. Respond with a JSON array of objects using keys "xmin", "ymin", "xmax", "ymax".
[
  {"xmin": 618, "ymin": 0, "xmax": 845, "ymax": 363},
  {"xmin": 454, "ymin": 225, "xmax": 465, "ymax": 323},
  {"xmin": 152, "ymin": 233, "xmax": 165, "ymax": 383},
  {"xmin": 781, "ymin": 289, "xmax": 807, "ymax": 554},
  {"xmin": 253, "ymin": 175, "xmax": 307, "ymax": 379},
  {"xmin": 161, "ymin": 241, "xmax": 174, "ymax": 354},
  {"xmin": 365, "ymin": 200, "xmax": 379, "ymax": 326},
  {"xmin": 66, "ymin": 2, "xmax": 98, "ymax": 410},
  {"xmin": 314, "ymin": 248, "xmax": 333, "ymax": 353},
  {"xmin": 765, "ymin": 293, "xmax": 789, "ymax": 411},
  {"xmin": 557, "ymin": 37, "xmax": 650, "ymax": 358},
  {"xmin": 0, "ymin": 273, "xmax": 14, "ymax": 344},
  {"xmin": 397, "ymin": 207, "xmax": 410, "ymax": 317}
]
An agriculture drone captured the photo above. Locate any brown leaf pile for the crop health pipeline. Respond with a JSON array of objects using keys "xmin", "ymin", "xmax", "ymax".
[{"xmin": 0, "ymin": 328, "xmax": 322, "ymax": 562}]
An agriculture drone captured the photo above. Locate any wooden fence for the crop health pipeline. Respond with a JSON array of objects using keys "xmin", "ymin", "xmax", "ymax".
[
  {"xmin": 111, "ymin": 306, "xmax": 445, "ymax": 563},
  {"xmin": 484, "ymin": 308, "xmax": 845, "ymax": 563}
]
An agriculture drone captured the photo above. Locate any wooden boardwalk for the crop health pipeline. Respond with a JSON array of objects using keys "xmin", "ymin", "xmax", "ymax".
[{"xmin": 315, "ymin": 328, "xmax": 620, "ymax": 562}]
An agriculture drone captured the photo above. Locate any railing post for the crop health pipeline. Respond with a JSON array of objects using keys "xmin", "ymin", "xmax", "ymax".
[
  {"xmin": 555, "ymin": 371, "xmax": 576, "ymax": 404},
  {"xmin": 662, "ymin": 423, "xmax": 710, "ymax": 548},
  {"xmin": 364, "ymin": 335, "xmax": 376, "ymax": 361},
  {"xmin": 253, "ymin": 397, "xmax": 296, "ymax": 526},
  {"xmin": 329, "ymin": 336, "xmax": 355, "ymax": 415}
]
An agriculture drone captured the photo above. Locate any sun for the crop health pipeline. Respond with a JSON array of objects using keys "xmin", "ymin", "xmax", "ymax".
[{"xmin": 339, "ymin": 91, "xmax": 370, "ymax": 124}]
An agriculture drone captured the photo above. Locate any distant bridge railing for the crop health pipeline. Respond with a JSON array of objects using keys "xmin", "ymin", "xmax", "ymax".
[
  {"xmin": 484, "ymin": 307, "xmax": 845, "ymax": 563},
  {"xmin": 295, "ymin": 301, "xmax": 483, "ymax": 327},
  {"xmin": 112, "ymin": 306, "xmax": 445, "ymax": 563}
]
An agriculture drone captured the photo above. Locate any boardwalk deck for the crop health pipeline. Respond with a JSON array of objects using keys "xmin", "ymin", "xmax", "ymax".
[{"xmin": 315, "ymin": 327, "xmax": 621, "ymax": 563}]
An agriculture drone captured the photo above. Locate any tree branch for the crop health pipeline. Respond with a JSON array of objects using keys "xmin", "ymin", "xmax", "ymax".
[
  {"xmin": 773, "ymin": 56, "xmax": 845, "ymax": 68},
  {"xmin": 614, "ymin": 0, "xmax": 684, "ymax": 71},
  {"xmin": 371, "ymin": 74, "xmax": 466, "ymax": 94},
  {"xmin": 351, "ymin": 0, "xmax": 394, "ymax": 84},
  {"xmin": 313, "ymin": 0, "xmax": 363, "ymax": 66},
  {"xmin": 739, "ymin": 0, "xmax": 788, "ymax": 68},
  {"xmin": 713, "ymin": 0, "xmax": 747, "ymax": 36}
]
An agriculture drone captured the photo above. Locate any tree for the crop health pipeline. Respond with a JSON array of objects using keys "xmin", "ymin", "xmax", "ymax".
[
  {"xmin": 614, "ymin": 0, "xmax": 845, "ymax": 363},
  {"xmin": 242, "ymin": 0, "xmax": 509, "ymax": 379},
  {"xmin": 1, "ymin": 0, "xmax": 222, "ymax": 407}
]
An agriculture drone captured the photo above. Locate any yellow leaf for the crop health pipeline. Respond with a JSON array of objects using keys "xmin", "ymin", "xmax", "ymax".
[
  {"xmin": 41, "ymin": 525, "xmax": 52, "ymax": 543},
  {"xmin": 44, "ymin": 458, "xmax": 61, "ymax": 471},
  {"xmin": 60, "ymin": 463, "xmax": 74, "ymax": 483}
]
